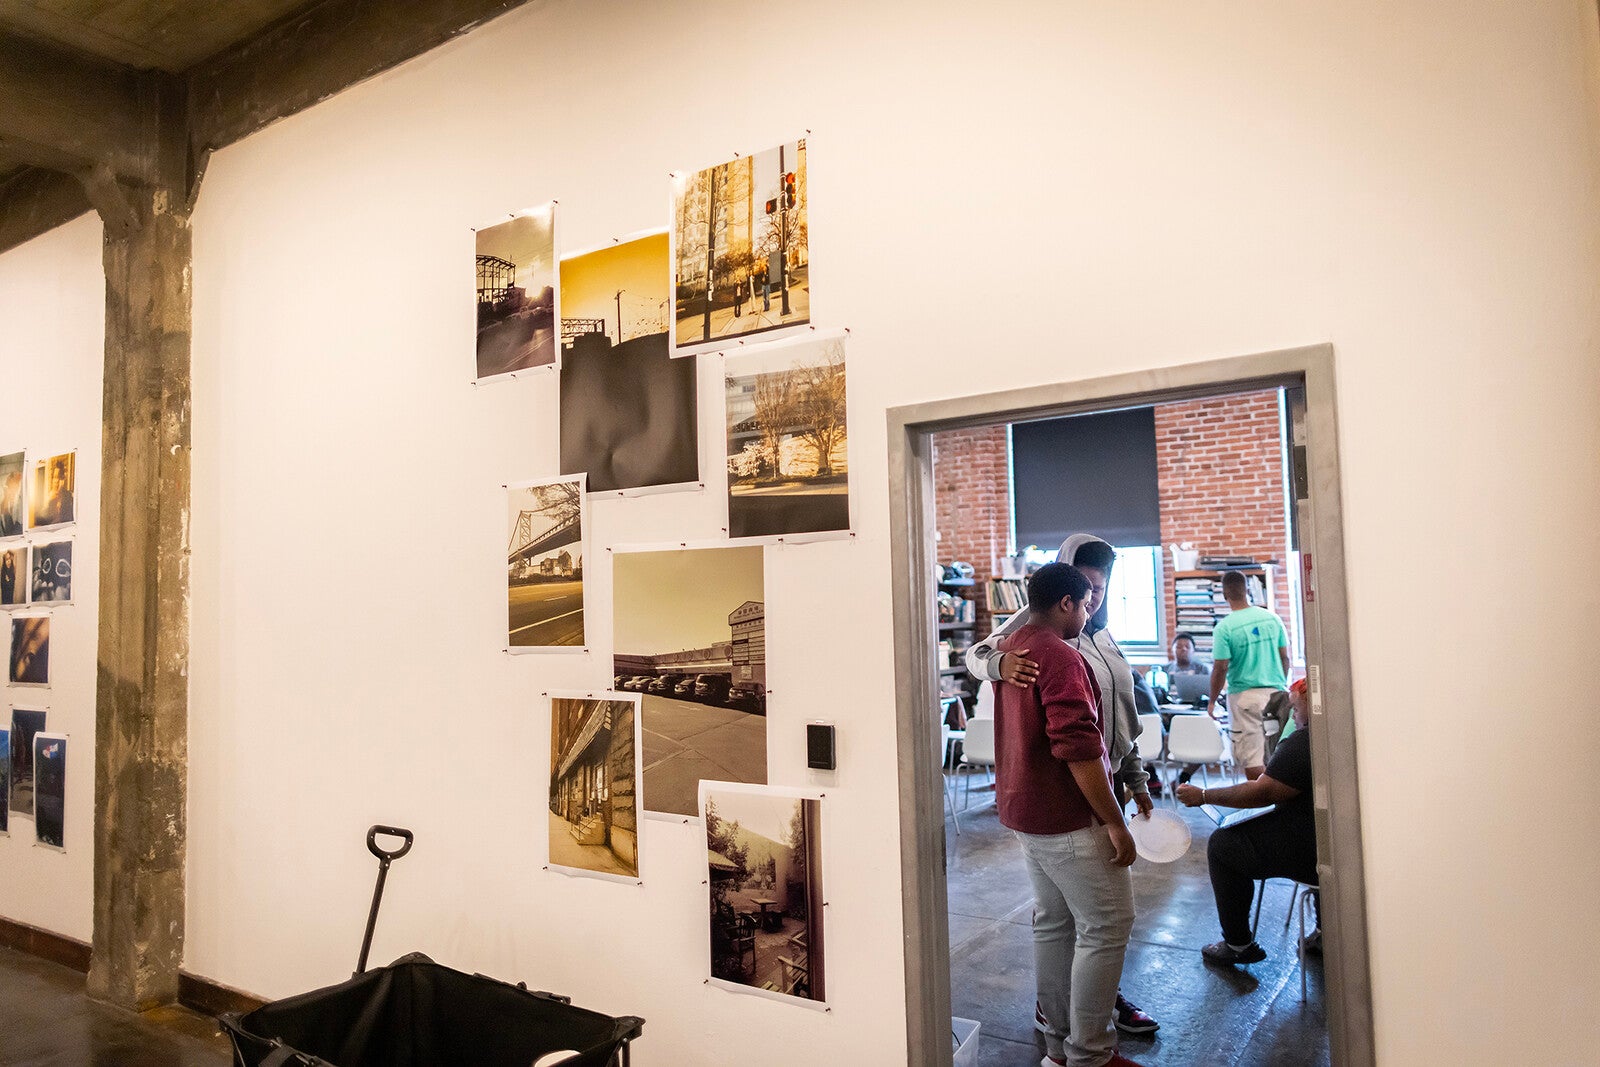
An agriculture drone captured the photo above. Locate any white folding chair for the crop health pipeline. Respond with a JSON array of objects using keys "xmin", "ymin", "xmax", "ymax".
[
  {"xmin": 1136, "ymin": 711, "xmax": 1167, "ymax": 801},
  {"xmin": 958, "ymin": 717, "xmax": 996, "ymax": 810},
  {"xmin": 1164, "ymin": 716, "xmax": 1227, "ymax": 820},
  {"xmin": 972, "ymin": 681, "xmax": 995, "ymax": 720}
]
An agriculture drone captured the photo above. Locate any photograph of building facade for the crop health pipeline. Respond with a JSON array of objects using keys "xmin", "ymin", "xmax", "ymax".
[
  {"xmin": 548, "ymin": 696, "xmax": 638, "ymax": 879},
  {"xmin": 674, "ymin": 140, "xmax": 809, "ymax": 352},
  {"xmin": 612, "ymin": 546, "xmax": 766, "ymax": 816},
  {"xmin": 725, "ymin": 335, "xmax": 848, "ymax": 539},
  {"xmin": 704, "ymin": 786, "xmax": 824, "ymax": 1003},
  {"xmin": 475, "ymin": 206, "xmax": 556, "ymax": 378}
]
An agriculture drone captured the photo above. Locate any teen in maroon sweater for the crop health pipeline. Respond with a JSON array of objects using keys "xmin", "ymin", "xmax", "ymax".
[{"xmin": 995, "ymin": 563, "xmax": 1143, "ymax": 1067}]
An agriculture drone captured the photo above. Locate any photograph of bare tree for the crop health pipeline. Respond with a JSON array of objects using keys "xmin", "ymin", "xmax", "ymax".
[
  {"xmin": 673, "ymin": 139, "xmax": 809, "ymax": 355},
  {"xmin": 475, "ymin": 205, "xmax": 557, "ymax": 379},
  {"xmin": 507, "ymin": 477, "xmax": 585, "ymax": 650},
  {"xmin": 703, "ymin": 783, "xmax": 825, "ymax": 1005},
  {"xmin": 559, "ymin": 232, "xmax": 698, "ymax": 493},
  {"xmin": 548, "ymin": 694, "xmax": 639, "ymax": 881},
  {"xmin": 725, "ymin": 335, "xmax": 848, "ymax": 539}
]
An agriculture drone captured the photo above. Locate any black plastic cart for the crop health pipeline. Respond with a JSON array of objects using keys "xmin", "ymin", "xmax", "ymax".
[{"xmin": 221, "ymin": 826, "xmax": 643, "ymax": 1067}]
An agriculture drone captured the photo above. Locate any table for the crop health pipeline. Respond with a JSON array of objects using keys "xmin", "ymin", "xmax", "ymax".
[{"xmin": 751, "ymin": 898, "xmax": 783, "ymax": 932}]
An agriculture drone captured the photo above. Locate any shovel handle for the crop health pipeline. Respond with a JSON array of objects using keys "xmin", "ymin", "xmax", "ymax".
[{"xmin": 367, "ymin": 825, "xmax": 413, "ymax": 863}]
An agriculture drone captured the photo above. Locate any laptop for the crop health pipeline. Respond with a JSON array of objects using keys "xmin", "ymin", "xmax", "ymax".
[{"xmin": 1171, "ymin": 672, "xmax": 1210, "ymax": 704}]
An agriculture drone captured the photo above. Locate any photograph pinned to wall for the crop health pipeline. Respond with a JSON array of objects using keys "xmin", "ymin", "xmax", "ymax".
[
  {"xmin": 10, "ymin": 616, "xmax": 48, "ymax": 686},
  {"xmin": 547, "ymin": 692, "xmax": 642, "ymax": 883},
  {"xmin": 0, "ymin": 451, "xmax": 24, "ymax": 537},
  {"xmin": 8, "ymin": 708, "xmax": 45, "ymax": 817},
  {"xmin": 475, "ymin": 203, "xmax": 558, "ymax": 380},
  {"xmin": 33, "ymin": 732, "xmax": 65, "ymax": 849},
  {"xmin": 559, "ymin": 231, "xmax": 699, "ymax": 495},
  {"xmin": 0, "ymin": 730, "xmax": 8, "ymax": 834},
  {"xmin": 0, "ymin": 545, "xmax": 25, "ymax": 607},
  {"xmin": 506, "ymin": 476, "xmax": 587, "ymax": 652},
  {"xmin": 29, "ymin": 541, "xmax": 72, "ymax": 604},
  {"xmin": 702, "ymin": 782, "xmax": 826, "ymax": 1007},
  {"xmin": 27, "ymin": 452, "xmax": 74, "ymax": 530},
  {"xmin": 724, "ymin": 331, "xmax": 850, "ymax": 541},
  {"xmin": 672, "ymin": 138, "xmax": 810, "ymax": 355},
  {"xmin": 612, "ymin": 545, "xmax": 765, "ymax": 818}
]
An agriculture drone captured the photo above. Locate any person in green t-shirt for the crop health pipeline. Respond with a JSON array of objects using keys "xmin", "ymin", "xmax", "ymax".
[{"xmin": 1207, "ymin": 570, "xmax": 1289, "ymax": 780}]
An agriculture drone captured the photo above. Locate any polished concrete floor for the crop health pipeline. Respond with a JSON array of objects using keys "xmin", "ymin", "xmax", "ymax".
[
  {"xmin": 946, "ymin": 785, "xmax": 1332, "ymax": 1067},
  {"xmin": 0, "ymin": 947, "xmax": 231, "ymax": 1066}
]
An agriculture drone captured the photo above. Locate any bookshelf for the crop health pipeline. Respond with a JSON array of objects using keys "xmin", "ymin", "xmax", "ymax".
[
  {"xmin": 1172, "ymin": 567, "xmax": 1276, "ymax": 656},
  {"xmin": 937, "ymin": 577, "xmax": 979, "ymax": 706}
]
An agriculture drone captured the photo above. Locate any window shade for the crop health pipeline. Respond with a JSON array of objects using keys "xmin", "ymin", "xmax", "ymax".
[{"xmin": 1011, "ymin": 407, "xmax": 1160, "ymax": 552}]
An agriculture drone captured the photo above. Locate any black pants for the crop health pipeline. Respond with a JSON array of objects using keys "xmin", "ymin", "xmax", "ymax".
[{"xmin": 1207, "ymin": 809, "xmax": 1317, "ymax": 946}]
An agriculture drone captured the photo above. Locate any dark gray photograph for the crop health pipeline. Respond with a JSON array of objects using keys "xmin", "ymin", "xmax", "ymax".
[
  {"xmin": 8, "ymin": 708, "xmax": 45, "ymax": 817},
  {"xmin": 29, "ymin": 541, "xmax": 71, "ymax": 604}
]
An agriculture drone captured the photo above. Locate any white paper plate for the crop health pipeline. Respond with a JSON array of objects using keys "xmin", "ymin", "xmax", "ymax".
[{"xmin": 1128, "ymin": 809, "xmax": 1191, "ymax": 863}]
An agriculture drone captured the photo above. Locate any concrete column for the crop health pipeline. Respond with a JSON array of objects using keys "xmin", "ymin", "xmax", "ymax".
[{"xmin": 86, "ymin": 182, "xmax": 191, "ymax": 1012}]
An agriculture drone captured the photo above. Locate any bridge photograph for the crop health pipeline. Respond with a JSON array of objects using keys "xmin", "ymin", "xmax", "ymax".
[{"xmin": 507, "ymin": 477, "xmax": 586, "ymax": 649}]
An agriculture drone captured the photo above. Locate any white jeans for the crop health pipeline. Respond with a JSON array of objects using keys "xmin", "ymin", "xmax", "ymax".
[
  {"xmin": 1229, "ymin": 687, "xmax": 1275, "ymax": 770},
  {"xmin": 1015, "ymin": 825, "xmax": 1135, "ymax": 1067}
]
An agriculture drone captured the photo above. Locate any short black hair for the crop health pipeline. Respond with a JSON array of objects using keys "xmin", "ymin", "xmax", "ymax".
[
  {"xmin": 1070, "ymin": 539, "xmax": 1116, "ymax": 573},
  {"xmin": 1221, "ymin": 570, "xmax": 1248, "ymax": 598},
  {"xmin": 1174, "ymin": 632, "xmax": 1196, "ymax": 647},
  {"xmin": 1028, "ymin": 562, "xmax": 1091, "ymax": 610}
]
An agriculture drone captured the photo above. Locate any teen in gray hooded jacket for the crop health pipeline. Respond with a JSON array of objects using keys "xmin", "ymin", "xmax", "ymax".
[{"xmin": 965, "ymin": 533, "xmax": 1151, "ymax": 808}]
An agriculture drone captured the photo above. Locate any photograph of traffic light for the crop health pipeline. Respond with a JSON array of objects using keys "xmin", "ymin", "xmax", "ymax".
[
  {"xmin": 672, "ymin": 139, "xmax": 809, "ymax": 355},
  {"xmin": 724, "ymin": 333, "xmax": 850, "ymax": 541},
  {"xmin": 475, "ymin": 203, "xmax": 557, "ymax": 380},
  {"xmin": 559, "ymin": 231, "xmax": 699, "ymax": 494}
]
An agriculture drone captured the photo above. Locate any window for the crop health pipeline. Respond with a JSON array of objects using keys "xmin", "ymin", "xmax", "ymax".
[{"xmin": 1016, "ymin": 544, "xmax": 1164, "ymax": 648}]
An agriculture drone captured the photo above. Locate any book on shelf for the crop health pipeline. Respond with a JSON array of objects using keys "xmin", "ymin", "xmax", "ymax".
[{"xmin": 987, "ymin": 578, "xmax": 1026, "ymax": 614}]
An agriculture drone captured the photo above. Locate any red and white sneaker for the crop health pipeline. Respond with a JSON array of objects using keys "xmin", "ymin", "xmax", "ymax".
[{"xmin": 1113, "ymin": 992, "xmax": 1159, "ymax": 1034}]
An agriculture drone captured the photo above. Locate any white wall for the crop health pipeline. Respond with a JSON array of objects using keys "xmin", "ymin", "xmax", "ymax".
[
  {"xmin": 0, "ymin": 214, "xmax": 103, "ymax": 941},
  {"xmin": 179, "ymin": 1, "xmax": 1600, "ymax": 1064}
]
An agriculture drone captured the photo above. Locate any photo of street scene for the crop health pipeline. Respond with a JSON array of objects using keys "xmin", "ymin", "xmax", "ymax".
[
  {"xmin": 559, "ymin": 232, "xmax": 698, "ymax": 493},
  {"xmin": 507, "ymin": 477, "xmax": 585, "ymax": 649},
  {"xmin": 9, "ymin": 709, "xmax": 45, "ymax": 816},
  {"xmin": 29, "ymin": 541, "xmax": 71, "ymax": 604},
  {"xmin": 703, "ymin": 785, "xmax": 825, "ymax": 1003},
  {"xmin": 475, "ymin": 205, "xmax": 557, "ymax": 379},
  {"xmin": 674, "ymin": 139, "xmax": 809, "ymax": 353},
  {"xmin": 0, "ymin": 452, "xmax": 24, "ymax": 537},
  {"xmin": 28, "ymin": 452, "xmax": 73, "ymax": 529},
  {"xmin": 548, "ymin": 695, "xmax": 639, "ymax": 880},
  {"xmin": 34, "ymin": 732, "xmax": 65, "ymax": 849},
  {"xmin": 0, "ymin": 546, "xmax": 25, "ymax": 606},
  {"xmin": 0, "ymin": 730, "xmax": 9, "ymax": 833},
  {"xmin": 725, "ymin": 335, "xmax": 848, "ymax": 539},
  {"xmin": 10, "ymin": 616, "xmax": 48, "ymax": 686},
  {"xmin": 612, "ymin": 546, "xmax": 765, "ymax": 816}
]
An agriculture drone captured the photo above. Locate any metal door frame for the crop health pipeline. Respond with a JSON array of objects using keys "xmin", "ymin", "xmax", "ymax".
[{"xmin": 886, "ymin": 343, "xmax": 1373, "ymax": 1066}]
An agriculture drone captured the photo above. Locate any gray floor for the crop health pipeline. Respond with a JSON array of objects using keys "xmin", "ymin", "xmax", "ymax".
[
  {"xmin": 946, "ymin": 783, "xmax": 1332, "ymax": 1067},
  {"xmin": 0, "ymin": 946, "xmax": 231, "ymax": 1066}
]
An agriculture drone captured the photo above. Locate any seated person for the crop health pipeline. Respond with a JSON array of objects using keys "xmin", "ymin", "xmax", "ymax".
[
  {"xmin": 1164, "ymin": 632, "xmax": 1210, "ymax": 692},
  {"xmin": 1174, "ymin": 679, "xmax": 1315, "ymax": 965}
]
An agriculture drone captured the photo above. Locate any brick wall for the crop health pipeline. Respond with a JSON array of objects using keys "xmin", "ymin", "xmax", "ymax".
[
  {"xmin": 931, "ymin": 425, "xmax": 1010, "ymax": 637},
  {"xmin": 1154, "ymin": 391, "xmax": 1296, "ymax": 653}
]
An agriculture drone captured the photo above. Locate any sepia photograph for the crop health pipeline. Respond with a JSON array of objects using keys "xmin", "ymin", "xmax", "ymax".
[
  {"xmin": 0, "ymin": 730, "xmax": 8, "ymax": 833},
  {"xmin": 33, "ymin": 732, "xmax": 65, "ymax": 849},
  {"xmin": 29, "ymin": 541, "xmax": 72, "ymax": 604},
  {"xmin": 702, "ymin": 783, "xmax": 825, "ymax": 1005},
  {"xmin": 28, "ymin": 452, "xmax": 74, "ymax": 529},
  {"xmin": 559, "ymin": 232, "xmax": 698, "ymax": 493},
  {"xmin": 10, "ymin": 616, "xmax": 48, "ymax": 686},
  {"xmin": 507, "ymin": 477, "xmax": 586, "ymax": 651},
  {"xmin": 0, "ymin": 451, "xmax": 24, "ymax": 537},
  {"xmin": 725, "ymin": 334, "xmax": 849, "ymax": 540},
  {"xmin": 475, "ymin": 204, "xmax": 557, "ymax": 379},
  {"xmin": 9, "ymin": 708, "xmax": 45, "ymax": 817},
  {"xmin": 612, "ymin": 546, "xmax": 766, "ymax": 817},
  {"xmin": 674, "ymin": 139, "xmax": 810, "ymax": 354},
  {"xmin": 0, "ymin": 545, "xmax": 25, "ymax": 607},
  {"xmin": 548, "ymin": 694, "xmax": 640, "ymax": 881}
]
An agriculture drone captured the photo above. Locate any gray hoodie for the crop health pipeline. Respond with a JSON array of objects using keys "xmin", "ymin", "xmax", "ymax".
[{"xmin": 965, "ymin": 533, "xmax": 1148, "ymax": 799}]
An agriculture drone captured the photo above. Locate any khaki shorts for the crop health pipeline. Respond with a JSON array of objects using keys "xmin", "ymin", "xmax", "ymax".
[{"xmin": 1228, "ymin": 688, "xmax": 1276, "ymax": 770}]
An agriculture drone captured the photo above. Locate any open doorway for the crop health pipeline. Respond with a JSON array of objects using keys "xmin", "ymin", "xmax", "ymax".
[{"xmin": 887, "ymin": 346, "xmax": 1374, "ymax": 1067}]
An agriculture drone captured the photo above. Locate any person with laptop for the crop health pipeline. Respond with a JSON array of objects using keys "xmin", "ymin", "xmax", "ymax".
[
  {"xmin": 1207, "ymin": 571, "xmax": 1290, "ymax": 780},
  {"xmin": 1162, "ymin": 632, "xmax": 1210, "ymax": 701}
]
